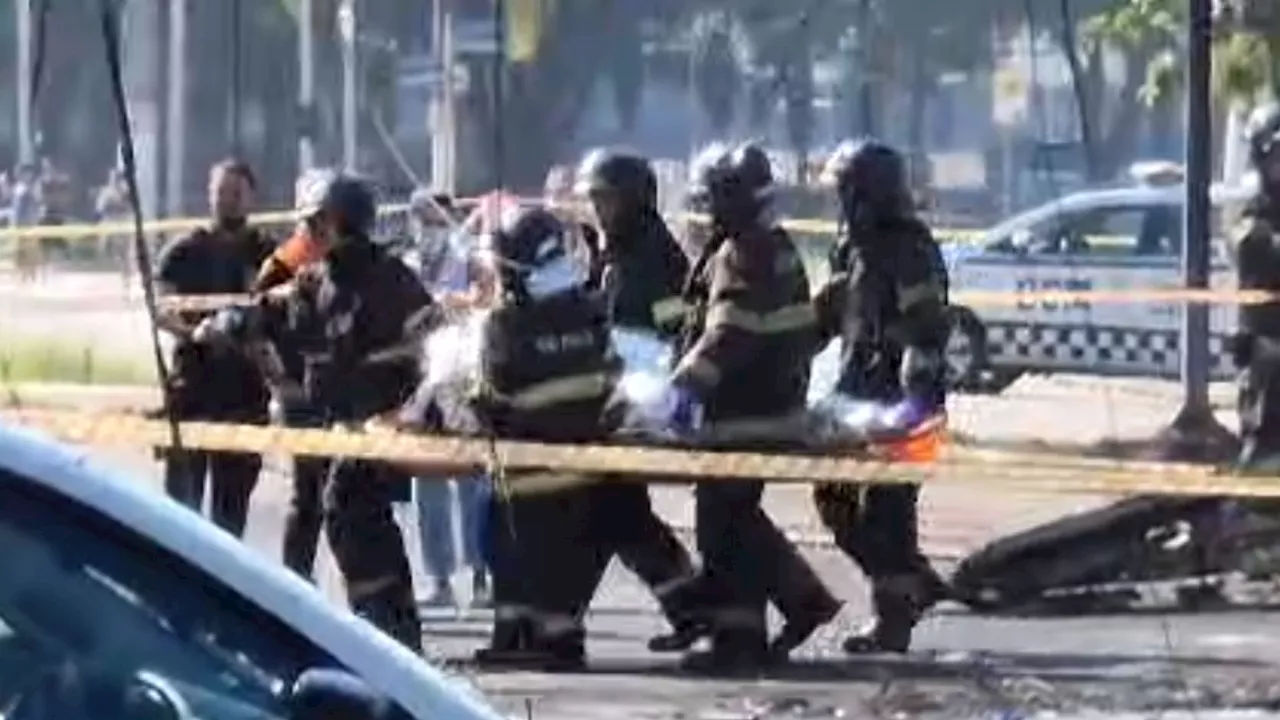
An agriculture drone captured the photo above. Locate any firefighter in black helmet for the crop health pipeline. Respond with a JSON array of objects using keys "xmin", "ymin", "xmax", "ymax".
[
  {"xmin": 575, "ymin": 147, "xmax": 690, "ymax": 333},
  {"xmin": 664, "ymin": 141, "xmax": 840, "ymax": 670},
  {"xmin": 464, "ymin": 206, "xmax": 621, "ymax": 670},
  {"xmin": 1235, "ymin": 103, "xmax": 1280, "ymax": 470},
  {"xmin": 199, "ymin": 170, "xmax": 438, "ymax": 652},
  {"xmin": 568, "ymin": 147, "xmax": 709, "ymax": 651},
  {"xmin": 811, "ymin": 139, "xmax": 950, "ymax": 654}
]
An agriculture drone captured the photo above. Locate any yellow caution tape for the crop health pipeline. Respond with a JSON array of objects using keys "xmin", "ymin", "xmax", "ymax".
[
  {"xmin": 150, "ymin": 286, "xmax": 1280, "ymax": 314},
  {"xmin": 4, "ymin": 408, "xmax": 1274, "ymax": 498},
  {"xmin": 0, "ymin": 203, "xmax": 415, "ymax": 243},
  {"xmin": 0, "ymin": 199, "xmax": 988, "ymax": 244}
]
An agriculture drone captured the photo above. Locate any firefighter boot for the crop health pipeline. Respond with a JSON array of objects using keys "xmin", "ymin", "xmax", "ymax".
[
  {"xmin": 648, "ymin": 575, "xmax": 714, "ymax": 652},
  {"xmin": 525, "ymin": 623, "xmax": 588, "ymax": 672},
  {"xmin": 769, "ymin": 594, "xmax": 843, "ymax": 660},
  {"xmin": 473, "ymin": 612, "xmax": 536, "ymax": 667},
  {"xmin": 354, "ymin": 581, "xmax": 423, "ymax": 655},
  {"xmin": 680, "ymin": 607, "xmax": 772, "ymax": 674},
  {"xmin": 842, "ymin": 570, "xmax": 948, "ymax": 655},
  {"xmin": 475, "ymin": 611, "xmax": 587, "ymax": 670}
]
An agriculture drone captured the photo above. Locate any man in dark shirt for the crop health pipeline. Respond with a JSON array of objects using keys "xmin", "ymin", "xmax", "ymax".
[
  {"xmin": 202, "ymin": 170, "xmax": 437, "ymax": 650},
  {"xmin": 154, "ymin": 159, "xmax": 274, "ymax": 537}
]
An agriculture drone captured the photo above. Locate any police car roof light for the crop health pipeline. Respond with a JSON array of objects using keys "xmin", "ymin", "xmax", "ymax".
[{"xmin": 1129, "ymin": 160, "xmax": 1185, "ymax": 187}]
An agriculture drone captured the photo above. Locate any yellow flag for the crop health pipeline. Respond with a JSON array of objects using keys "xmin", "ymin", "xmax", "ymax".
[{"xmin": 505, "ymin": 0, "xmax": 553, "ymax": 63}]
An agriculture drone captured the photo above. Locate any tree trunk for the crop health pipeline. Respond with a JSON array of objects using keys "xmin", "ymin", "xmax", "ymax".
[
  {"xmin": 905, "ymin": 52, "xmax": 933, "ymax": 193},
  {"xmin": 39, "ymin": 2, "xmax": 115, "ymax": 191},
  {"xmin": 1076, "ymin": 43, "xmax": 1148, "ymax": 181},
  {"xmin": 465, "ymin": 0, "xmax": 609, "ymax": 192},
  {"xmin": 188, "ymin": 0, "xmax": 231, "ymax": 193},
  {"xmin": 254, "ymin": 20, "xmax": 298, "ymax": 210}
]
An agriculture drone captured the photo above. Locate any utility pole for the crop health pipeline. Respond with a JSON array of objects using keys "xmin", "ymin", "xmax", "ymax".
[
  {"xmin": 430, "ymin": 0, "xmax": 445, "ymax": 191},
  {"xmin": 1156, "ymin": 0, "xmax": 1237, "ymax": 460},
  {"xmin": 339, "ymin": 0, "xmax": 358, "ymax": 171},
  {"xmin": 16, "ymin": 0, "xmax": 34, "ymax": 166},
  {"xmin": 298, "ymin": 0, "xmax": 316, "ymax": 174},
  {"xmin": 1181, "ymin": 0, "xmax": 1211, "ymax": 412},
  {"xmin": 166, "ymin": 0, "xmax": 188, "ymax": 218},
  {"xmin": 442, "ymin": 0, "xmax": 459, "ymax": 193},
  {"xmin": 430, "ymin": 0, "xmax": 460, "ymax": 193}
]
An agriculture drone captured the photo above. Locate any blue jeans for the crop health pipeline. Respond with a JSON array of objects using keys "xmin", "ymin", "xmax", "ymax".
[{"xmin": 414, "ymin": 473, "xmax": 491, "ymax": 579}]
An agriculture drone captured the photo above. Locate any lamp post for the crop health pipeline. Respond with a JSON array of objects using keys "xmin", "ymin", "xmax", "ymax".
[
  {"xmin": 166, "ymin": 0, "xmax": 187, "ymax": 218},
  {"xmin": 298, "ymin": 0, "xmax": 316, "ymax": 173},
  {"xmin": 338, "ymin": 0, "xmax": 358, "ymax": 171},
  {"xmin": 1156, "ymin": 0, "xmax": 1238, "ymax": 461},
  {"xmin": 16, "ymin": 0, "xmax": 34, "ymax": 166}
]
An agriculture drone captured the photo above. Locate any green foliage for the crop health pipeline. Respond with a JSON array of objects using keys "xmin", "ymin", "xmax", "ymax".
[
  {"xmin": 1087, "ymin": 0, "xmax": 1279, "ymax": 105},
  {"xmin": 1214, "ymin": 30, "xmax": 1273, "ymax": 100}
]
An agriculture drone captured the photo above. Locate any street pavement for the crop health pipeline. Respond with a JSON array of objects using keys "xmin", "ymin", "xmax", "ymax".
[
  {"xmin": 8, "ymin": 268, "xmax": 1280, "ymax": 718},
  {"xmin": 69, "ymin": 441, "xmax": 1280, "ymax": 720}
]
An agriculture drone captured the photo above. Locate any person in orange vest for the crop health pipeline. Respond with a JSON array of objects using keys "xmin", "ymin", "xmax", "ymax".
[
  {"xmin": 254, "ymin": 222, "xmax": 326, "ymax": 292},
  {"xmin": 249, "ymin": 171, "xmax": 341, "ymax": 580}
]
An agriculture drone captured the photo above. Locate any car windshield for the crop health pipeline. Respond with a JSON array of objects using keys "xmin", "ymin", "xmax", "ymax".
[{"xmin": 0, "ymin": 477, "xmax": 335, "ymax": 720}]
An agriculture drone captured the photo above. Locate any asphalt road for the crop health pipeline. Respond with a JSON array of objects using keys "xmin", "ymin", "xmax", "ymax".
[
  {"xmin": 9, "ymin": 268, "xmax": 1280, "ymax": 719},
  {"xmin": 71, "ymin": 443, "xmax": 1280, "ymax": 720}
]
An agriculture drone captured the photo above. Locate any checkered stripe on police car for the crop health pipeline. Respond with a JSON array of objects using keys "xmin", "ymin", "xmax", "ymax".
[{"xmin": 985, "ymin": 323, "xmax": 1233, "ymax": 375}]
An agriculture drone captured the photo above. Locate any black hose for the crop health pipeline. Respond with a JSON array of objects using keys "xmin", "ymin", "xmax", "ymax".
[{"xmin": 96, "ymin": 0, "xmax": 183, "ymax": 455}]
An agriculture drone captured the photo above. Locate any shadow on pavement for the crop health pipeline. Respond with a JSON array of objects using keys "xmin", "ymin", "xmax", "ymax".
[{"xmin": 443, "ymin": 648, "xmax": 1271, "ymax": 684}]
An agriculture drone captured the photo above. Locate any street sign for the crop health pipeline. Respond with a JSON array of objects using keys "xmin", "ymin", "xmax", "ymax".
[
  {"xmin": 992, "ymin": 66, "xmax": 1028, "ymax": 127},
  {"xmin": 398, "ymin": 61, "xmax": 470, "ymax": 94}
]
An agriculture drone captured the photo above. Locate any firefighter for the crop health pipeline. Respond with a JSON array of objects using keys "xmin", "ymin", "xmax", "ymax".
[
  {"xmin": 663, "ymin": 141, "xmax": 839, "ymax": 670},
  {"xmin": 465, "ymin": 206, "xmax": 620, "ymax": 669},
  {"xmin": 811, "ymin": 139, "xmax": 950, "ymax": 654},
  {"xmin": 154, "ymin": 159, "xmax": 274, "ymax": 538},
  {"xmin": 570, "ymin": 147, "xmax": 707, "ymax": 649},
  {"xmin": 575, "ymin": 147, "xmax": 689, "ymax": 332},
  {"xmin": 201, "ymin": 170, "xmax": 436, "ymax": 651},
  {"xmin": 1234, "ymin": 103, "xmax": 1280, "ymax": 470},
  {"xmin": 252, "ymin": 171, "xmax": 333, "ymax": 580}
]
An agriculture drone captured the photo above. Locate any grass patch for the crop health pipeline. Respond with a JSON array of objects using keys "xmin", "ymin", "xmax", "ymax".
[{"xmin": 0, "ymin": 336, "xmax": 155, "ymax": 386}]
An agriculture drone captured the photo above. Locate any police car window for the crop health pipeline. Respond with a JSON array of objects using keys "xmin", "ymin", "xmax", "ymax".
[
  {"xmin": 0, "ymin": 476, "xmax": 355, "ymax": 720},
  {"xmin": 1048, "ymin": 205, "xmax": 1154, "ymax": 257}
]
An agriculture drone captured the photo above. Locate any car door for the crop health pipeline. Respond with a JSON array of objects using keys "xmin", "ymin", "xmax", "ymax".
[
  {"xmin": 1044, "ymin": 202, "xmax": 1183, "ymax": 376},
  {"xmin": 0, "ymin": 474, "xmax": 416, "ymax": 720},
  {"xmin": 946, "ymin": 230, "xmax": 1041, "ymax": 370}
]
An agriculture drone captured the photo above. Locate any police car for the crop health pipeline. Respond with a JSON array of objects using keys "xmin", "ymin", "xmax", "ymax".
[
  {"xmin": 942, "ymin": 163, "xmax": 1251, "ymax": 389},
  {"xmin": 0, "ymin": 422, "xmax": 505, "ymax": 720}
]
